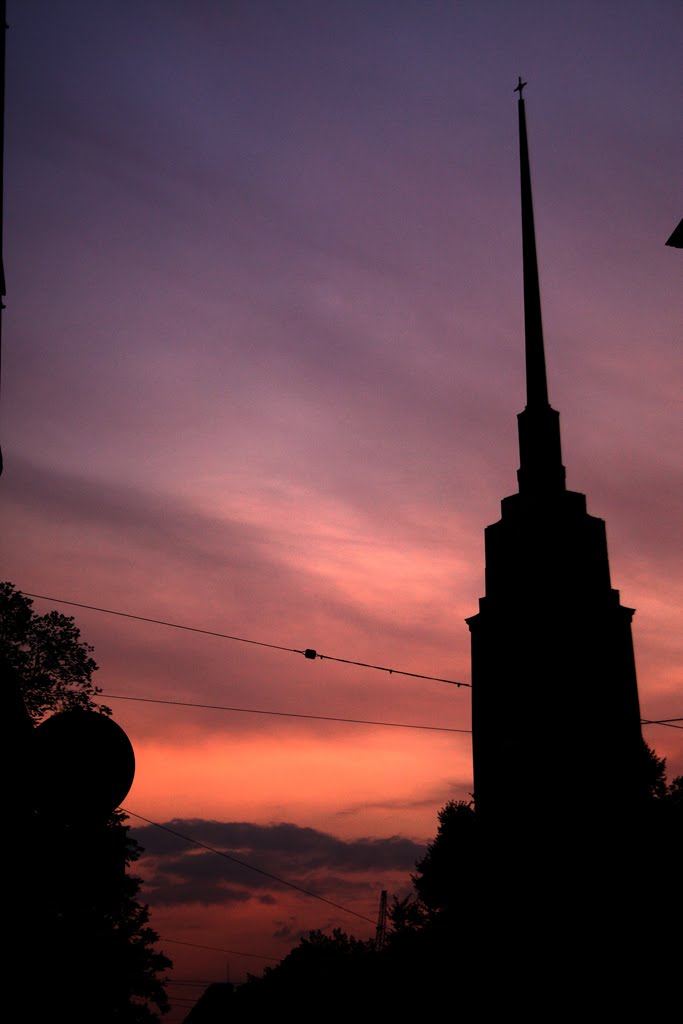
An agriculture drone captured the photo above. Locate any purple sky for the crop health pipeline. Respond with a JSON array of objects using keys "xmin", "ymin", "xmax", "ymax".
[{"xmin": 3, "ymin": 0, "xmax": 682, "ymax": 1009}]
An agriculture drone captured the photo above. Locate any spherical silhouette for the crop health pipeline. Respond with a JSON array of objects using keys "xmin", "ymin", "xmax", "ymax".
[{"xmin": 32, "ymin": 710, "xmax": 135, "ymax": 817}]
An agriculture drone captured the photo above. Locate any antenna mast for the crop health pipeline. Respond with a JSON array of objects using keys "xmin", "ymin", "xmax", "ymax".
[{"xmin": 375, "ymin": 889, "xmax": 388, "ymax": 950}]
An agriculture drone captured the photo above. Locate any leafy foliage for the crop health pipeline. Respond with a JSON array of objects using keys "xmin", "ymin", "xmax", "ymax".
[
  {"xmin": 228, "ymin": 753, "xmax": 682, "ymax": 1014},
  {"xmin": 0, "ymin": 581, "xmax": 110, "ymax": 721},
  {"xmin": 411, "ymin": 799, "xmax": 476, "ymax": 915},
  {"xmin": 3, "ymin": 582, "xmax": 171, "ymax": 1022},
  {"xmin": 234, "ymin": 928, "xmax": 380, "ymax": 1012},
  {"xmin": 37, "ymin": 810, "xmax": 173, "ymax": 1023}
]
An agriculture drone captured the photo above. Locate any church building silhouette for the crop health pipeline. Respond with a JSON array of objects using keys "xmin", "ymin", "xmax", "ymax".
[{"xmin": 466, "ymin": 81, "xmax": 645, "ymax": 832}]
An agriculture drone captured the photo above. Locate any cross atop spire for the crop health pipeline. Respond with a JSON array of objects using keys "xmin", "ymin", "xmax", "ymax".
[{"xmin": 514, "ymin": 76, "xmax": 527, "ymax": 98}]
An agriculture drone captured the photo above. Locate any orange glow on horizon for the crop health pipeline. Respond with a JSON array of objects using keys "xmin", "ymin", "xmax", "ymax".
[{"xmin": 127, "ymin": 729, "xmax": 473, "ymax": 840}]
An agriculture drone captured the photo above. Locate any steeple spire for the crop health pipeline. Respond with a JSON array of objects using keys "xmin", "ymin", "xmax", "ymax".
[
  {"xmin": 517, "ymin": 79, "xmax": 548, "ymax": 408},
  {"xmin": 514, "ymin": 79, "xmax": 566, "ymax": 496}
]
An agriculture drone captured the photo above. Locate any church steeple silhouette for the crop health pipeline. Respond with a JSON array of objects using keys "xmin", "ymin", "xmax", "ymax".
[{"xmin": 466, "ymin": 82, "xmax": 644, "ymax": 829}]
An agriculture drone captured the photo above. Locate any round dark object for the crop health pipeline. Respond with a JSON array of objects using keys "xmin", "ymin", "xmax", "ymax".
[{"xmin": 32, "ymin": 710, "xmax": 135, "ymax": 817}]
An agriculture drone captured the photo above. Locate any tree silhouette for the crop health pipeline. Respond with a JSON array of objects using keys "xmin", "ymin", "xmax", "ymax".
[
  {"xmin": 35, "ymin": 808, "xmax": 173, "ymax": 1023},
  {"xmin": 411, "ymin": 799, "xmax": 477, "ymax": 916},
  {"xmin": 390, "ymin": 756, "xmax": 682, "ymax": 1013},
  {"xmin": 225, "ymin": 758, "xmax": 681, "ymax": 1016},
  {"xmin": 234, "ymin": 928, "xmax": 378, "ymax": 1012},
  {"xmin": 0, "ymin": 580, "xmax": 110, "ymax": 721},
  {"xmin": 2, "ymin": 582, "xmax": 171, "ymax": 1023}
]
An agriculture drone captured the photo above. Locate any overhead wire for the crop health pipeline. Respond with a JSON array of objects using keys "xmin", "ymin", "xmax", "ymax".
[
  {"xmin": 22, "ymin": 595, "xmax": 682, "ymax": 728},
  {"xmin": 166, "ymin": 980, "xmax": 233, "ymax": 987},
  {"xmin": 123, "ymin": 809, "xmax": 377, "ymax": 927},
  {"xmin": 101, "ymin": 692, "xmax": 681, "ymax": 734},
  {"xmin": 161, "ymin": 941, "xmax": 278, "ymax": 962},
  {"xmin": 101, "ymin": 692, "xmax": 472, "ymax": 734},
  {"xmin": 23, "ymin": 591, "xmax": 470, "ymax": 687}
]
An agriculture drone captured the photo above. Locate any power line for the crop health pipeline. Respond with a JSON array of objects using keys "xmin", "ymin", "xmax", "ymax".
[
  {"xmin": 101, "ymin": 692, "xmax": 472, "ymax": 734},
  {"xmin": 124, "ymin": 809, "xmax": 377, "ymax": 927},
  {"xmin": 22, "ymin": 594, "xmax": 680, "ymax": 728},
  {"xmin": 102, "ymin": 692, "xmax": 680, "ymax": 736},
  {"xmin": 25, "ymin": 592, "xmax": 302, "ymax": 654},
  {"xmin": 166, "ymin": 981, "xmax": 216, "ymax": 987},
  {"xmin": 161, "ymin": 941, "xmax": 278, "ymax": 962},
  {"xmin": 166, "ymin": 981, "xmax": 225, "ymax": 987},
  {"xmin": 23, "ymin": 591, "xmax": 470, "ymax": 688}
]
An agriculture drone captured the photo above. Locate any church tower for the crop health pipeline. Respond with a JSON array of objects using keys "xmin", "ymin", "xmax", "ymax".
[{"xmin": 466, "ymin": 82, "xmax": 644, "ymax": 829}]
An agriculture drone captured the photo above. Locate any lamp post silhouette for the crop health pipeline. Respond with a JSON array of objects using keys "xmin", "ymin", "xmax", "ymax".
[{"xmin": 5, "ymin": 651, "xmax": 136, "ymax": 891}]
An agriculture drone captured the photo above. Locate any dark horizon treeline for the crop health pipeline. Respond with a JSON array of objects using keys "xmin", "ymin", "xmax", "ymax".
[
  {"xmin": 225, "ymin": 752, "xmax": 682, "ymax": 1016},
  {"xmin": 3, "ymin": 581, "xmax": 682, "ymax": 1021}
]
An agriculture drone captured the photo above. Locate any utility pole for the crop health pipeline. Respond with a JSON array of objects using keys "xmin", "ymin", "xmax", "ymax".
[
  {"xmin": 375, "ymin": 889, "xmax": 388, "ymax": 950},
  {"xmin": 0, "ymin": 0, "xmax": 7, "ymax": 475}
]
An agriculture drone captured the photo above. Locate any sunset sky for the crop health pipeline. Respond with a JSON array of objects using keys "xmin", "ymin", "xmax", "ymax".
[{"xmin": 3, "ymin": 1, "xmax": 681, "ymax": 1015}]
